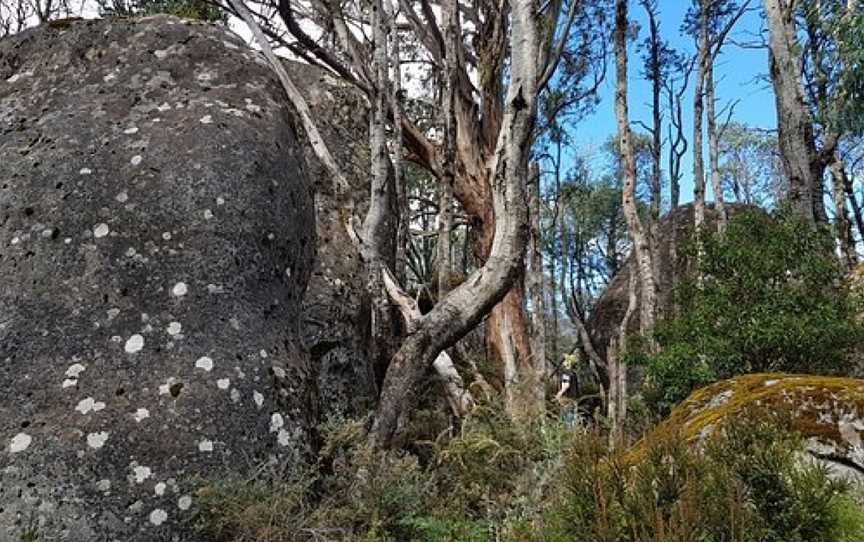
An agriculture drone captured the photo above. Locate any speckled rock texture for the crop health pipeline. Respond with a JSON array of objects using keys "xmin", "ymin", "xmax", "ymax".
[
  {"xmin": 288, "ymin": 61, "xmax": 379, "ymax": 421},
  {"xmin": 629, "ymin": 373, "xmax": 864, "ymax": 481},
  {"xmin": 0, "ymin": 16, "xmax": 316, "ymax": 541}
]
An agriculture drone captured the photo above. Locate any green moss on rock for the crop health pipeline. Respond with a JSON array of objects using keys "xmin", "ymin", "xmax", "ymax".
[{"xmin": 628, "ymin": 373, "xmax": 864, "ymax": 472}]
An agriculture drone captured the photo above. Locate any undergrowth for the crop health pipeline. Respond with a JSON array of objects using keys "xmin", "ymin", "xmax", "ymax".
[{"xmin": 193, "ymin": 401, "xmax": 864, "ymax": 542}]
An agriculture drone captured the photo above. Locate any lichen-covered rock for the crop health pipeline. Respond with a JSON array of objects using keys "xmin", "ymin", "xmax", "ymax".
[
  {"xmin": 630, "ymin": 373, "xmax": 864, "ymax": 479},
  {"xmin": 0, "ymin": 16, "xmax": 315, "ymax": 541},
  {"xmin": 288, "ymin": 61, "xmax": 379, "ymax": 420}
]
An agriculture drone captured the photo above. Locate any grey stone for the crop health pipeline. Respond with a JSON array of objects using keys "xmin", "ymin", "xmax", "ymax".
[{"xmin": 0, "ymin": 16, "xmax": 315, "ymax": 541}]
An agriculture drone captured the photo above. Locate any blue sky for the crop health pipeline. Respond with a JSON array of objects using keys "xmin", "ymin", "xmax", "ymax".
[{"xmin": 566, "ymin": 1, "xmax": 777, "ymax": 204}]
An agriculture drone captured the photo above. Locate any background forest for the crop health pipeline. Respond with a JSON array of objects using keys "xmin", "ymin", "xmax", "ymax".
[{"xmin": 4, "ymin": 0, "xmax": 864, "ymax": 540}]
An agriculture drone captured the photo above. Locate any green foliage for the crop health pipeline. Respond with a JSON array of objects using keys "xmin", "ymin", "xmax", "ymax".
[
  {"xmin": 193, "ymin": 403, "xmax": 864, "ymax": 542},
  {"xmin": 533, "ymin": 415, "xmax": 862, "ymax": 542},
  {"xmin": 640, "ymin": 209, "xmax": 864, "ymax": 412}
]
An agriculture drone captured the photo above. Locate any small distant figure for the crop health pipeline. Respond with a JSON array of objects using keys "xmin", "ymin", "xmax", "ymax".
[{"xmin": 556, "ymin": 360, "xmax": 580, "ymax": 427}]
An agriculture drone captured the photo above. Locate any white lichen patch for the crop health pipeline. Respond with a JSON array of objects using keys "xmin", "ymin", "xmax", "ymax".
[
  {"xmin": 123, "ymin": 126, "xmax": 139, "ymax": 135},
  {"xmin": 116, "ymin": 191, "xmax": 129, "ymax": 203},
  {"xmin": 166, "ymin": 322, "xmax": 182, "ymax": 336},
  {"xmin": 9, "ymin": 432, "xmax": 32, "ymax": 453},
  {"xmin": 277, "ymin": 429, "xmax": 291, "ymax": 447},
  {"xmin": 198, "ymin": 439, "xmax": 213, "ymax": 452},
  {"xmin": 130, "ymin": 155, "xmax": 143, "ymax": 166},
  {"xmin": 199, "ymin": 115, "xmax": 213, "ymax": 124},
  {"xmin": 133, "ymin": 408, "xmax": 150, "ymax": 422},
  {"xmin": 66, "ymin": 363, "xmax": 86, "ymax": 378},
  {"xmin": 157, "ymin": 102, "xmax": 172, "ymax": 112},
  {"xmin": 172, "ymin": 282, "xmax": 188, "ymax": 297},
  {"xmin": 96, "ymin": 479, "xmax": 111, "ymax": 492},
  {"xmin": 270, "ymin": 413, "xmax": 284, "ymax": 433},
  {"xmin": 253, "ymin": 391, "xmax": 264, "ymax": 408},
  {"xmin": 195, "ymin": 356, "xmax": 214, "ymax": 372},
  {"xmin": 230, "ymin": 388, "xmax": 241, "ymax": 403},
  {"xmin": 196, "ymin": 71, "xmax": 216, "ymax": 82},
  {"xmin": 216, "ymin": 378, "xmax": 230, "ymax": 390},
  {"xmin": 87, "ymin": 431, "xmax": 109, "ymax": 449},
  {"xmin": 216, "ymin": 196, "xmax": 225, "ymax": 205},
  {"xmin": 178, "ymin": 495, "xmax": 193, "ymax": 511},
  {"xmin": 133, "ymin": 465, "xmax": 152, "ymax": 483},
  {"xmin": 75, "ymin": 397, "xmax": 106, "ymax": 415},
  {"xmin": 6, "ymin": 70, "xmax": 34, "ymax": 83},
  {"xmin": 79, "ymin": 167, "xmax": 92, "ymax": 175},
  {"xmin": 125, "ymin": 334, "xmax": 145, "ymax": 354},
  {"xmin": 154, "ymin": 482, "xmax": 166, "ymax": 496},
  {"xmin": 149, "ymin": 508, "xmax": 168, "ymax": 526},
  {"xmin": 203, "ymin": 209, "xmax": 213, "ymax": 220},
  {"xmin": 158, "ymin": 378, "xmax": 177, "ymax": 396},
  {"xmin": 93, "ymin": 223, "xmax": 110, "ymax": 238}
]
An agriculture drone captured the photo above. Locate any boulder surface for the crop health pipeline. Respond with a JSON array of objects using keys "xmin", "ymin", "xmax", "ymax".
[
  {"xmin": 0, "ymin": 16, "xmax": 315, "ymax": 541},
  {"xmin": 629, "ymin": 373, "xmax": 864, "ymax": 480}
]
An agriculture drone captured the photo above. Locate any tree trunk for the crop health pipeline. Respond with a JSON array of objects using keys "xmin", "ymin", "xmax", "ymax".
[
  {"xmin": 829, "ymin": 155, "xmax": 857, "ymax": 270},
  {"xmin": 615, "ymin": 0, "xmax": 657, "ymax": 338},
  {"xmin": 764, "ymin": 0, "xmax": 822, "ymax": 224},
  {"xmin": 693, "ymin": 3, "xmax": 709, "ymax": 232},
  {"xmin": 527, "ymin": 162, "xmax": 546, "ymax": 417},
  {"xmin": 706, "ymin": 65, "xmax": 727, "ymax": 233},
  {"xmin": 841, "ymin": 163, "xmax": 864, "ymax": 246},
  {"xmin": 361, "ymin": 0, "xmax": 400, "ymax": 380},
  {"xmin": 370, "ymin": 0, "xmax": 538, "ymax": 446}
]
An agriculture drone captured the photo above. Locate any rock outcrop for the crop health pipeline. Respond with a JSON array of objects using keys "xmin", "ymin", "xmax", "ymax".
[
  {"xmin": 288, "ymin": 62, "xmax": 379, "ymax": 421},
  {"xmin": 1, "ymin": 16, "xmax": 316, "ymax": 541},
  {"xmin": 629, "ymin": 373, "xmax": 864, "ymax": 480},
  {"xmin": 587, "ymin": 203, "xmax": 761, "ymax": 359}
]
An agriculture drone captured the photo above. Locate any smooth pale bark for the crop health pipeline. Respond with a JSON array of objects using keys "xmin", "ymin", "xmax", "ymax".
[
  {"xmin": 388, "ymin": 0, "xmax": 408, "ymax": 281},
  {"xmin": 437, "ymin": 0, "xmax": 458, "ymax": 299},
  {"xmin": 381, "ymin": 269, "xmax": 473, "ymax": 416},
  {"xmin": 829, "ymin": 156, "xmax": 857, "ymax": 270},
  {"xmin": 764, "ymin": 0, "xmax": 822, "ymax": 223},
  {"xmin": 615, "ymin": 0, "xmax": 657, "ymax": 337},
  {"xmin": 706, "ymin": 65, "xmax": 727, "ymax": 233},
  {"xmin": 230, "ymin": 0, "xmax": 527, "ymax": 449},
  {"xmin": 642, "ymin": 0, "xmax": 663, "ymax": 291},
  {"xmin": 527, "ymin": 162, "xmax": 546, "ymax": 415},
  {"xmin": 360, "ymin": 0, "xmax": 399, "ymax": 379},
  {"xmin": 369, "ymin": 0, "xmax": 537, "ymax": 446},
  {"xmin": 693, "ymin": 3, "xmax": 709, "ymax": 231}
]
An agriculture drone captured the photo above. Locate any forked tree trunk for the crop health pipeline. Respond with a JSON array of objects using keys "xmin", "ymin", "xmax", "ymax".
[
  {"xmin": 369, "ymin": 0, "xmax": 538, "ymax": 446},
  {"xmin": 615, "ymin": 0, "xmax": 657, "ymax": 338},
  {"xmin": 230, "ymin": 0, "xmax": 532, "ymax": 449}
]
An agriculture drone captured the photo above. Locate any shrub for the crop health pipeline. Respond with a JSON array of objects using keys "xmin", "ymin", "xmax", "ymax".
[
  {"xmin": 640, "ymin": 209, "xmax": 864, "ymax": 412},
  {"xmin": 533, "ymin": 415, "xmax": 863, "ymax": 542}
]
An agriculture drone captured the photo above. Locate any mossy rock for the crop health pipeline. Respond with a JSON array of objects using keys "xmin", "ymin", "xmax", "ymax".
[{"xmin": 628, "ymin": 373, "xmax": 864, "ymax": 478}]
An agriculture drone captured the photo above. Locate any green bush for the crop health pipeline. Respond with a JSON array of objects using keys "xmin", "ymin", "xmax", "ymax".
[
  {"xmin": 193, "ymin": 403, "xmax": 864, "ymax": 542},
  {"xmin": 532, "ymin": 415, "xmax": 863, "ymax": 542},
  {"xmin": 639, "ymin": 209, "xmax": 863, "ymax": 412}
]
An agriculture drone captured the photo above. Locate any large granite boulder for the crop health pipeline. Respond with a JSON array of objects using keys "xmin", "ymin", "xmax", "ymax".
[
  {"xmin": 588, "ymin": 203, "xmax": 761, "ymax": 360},
  {"xmin": 287, "ymin": 62, "xmax": 379, "ymax": 421},
  {"xmin": 0, "ymin": 16, "xmax": 316, "ymax": 541},
  {"xmin": 628, "ymin": 373, "xmax": 864, "ymax": 481}
]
